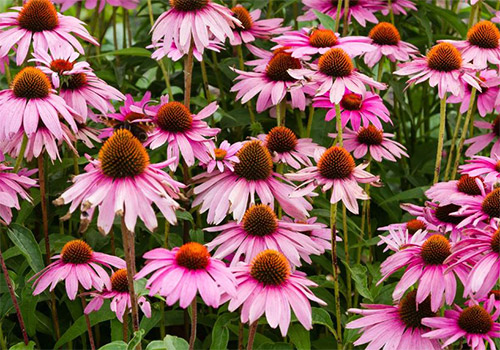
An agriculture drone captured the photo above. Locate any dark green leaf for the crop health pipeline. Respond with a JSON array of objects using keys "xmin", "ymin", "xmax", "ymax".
[{"xmin": 7, "ymin": 224, "xmax": 44, "ymax": 273}]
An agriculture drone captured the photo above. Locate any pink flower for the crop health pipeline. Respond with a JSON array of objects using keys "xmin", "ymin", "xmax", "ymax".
[
  {"xmin": 460, "ymin": 152, "xmax": 500, "ymax": 185},
  {"xmin": 192, "ymin": 140, "xmax": 313, "ymax": 224},
  {"xmin": 447, "ymin": 69, "xmax": 499, "ymax": 117},
  {"xmin": 0, "ymin": 67, "xmax": 80, "ymax": 140},
  {"xmin": 31, "ymin": 240, "xmax": 126, "ymax": 300},
  {"xmin": 0, "ymin": 164, "xmax": 37, "ymax": 225},
  {"xmin": 364, "ymin": 22, "xmax": 418, "ymax": 68},
  {"xmin": 378, "ymin": 224, "xmax": 430, "ymax": 252},
  {"xmin": 31, "ymin": 47, "xmax": 125, "ymax": 121},
  {"xmin": 84, "ymin": 269, "xmax": 151, "ymax": 322},
  {"xmin": 0, "ymin": 54, "xmax": 9, "ymax": 74},
  {"xmin": 230, "ymin": 5, "xmax": 288, "ymax": 46},
  {"xmin": 0, "ymin": 0, "xmax": 98, "ymax": 66},
  {"xmin": 442, "ymin": 21, "xmax": 500, "ymax": 69},
  {"xmin": 290, "ymin": 48, "xmax": 387, "ymax": 104},
  {"xmin": 150, "ymin": 0, "xmax": 241, "ymax": 57},
  {"xmin": 0, "ymin": 125, "xmax": 77, "ymax": 162},
  {"xmin": 422, "ymin": 301, "xmax": 500, "ymax": 350},
  {"xmin": 149, "ymin": 39, "xmax": 223, "ymax": 62},
  {"xmin": 136, "ymin": 96, "xmax": 220, "ymax": 171},
  {"xmin": 381, "ymin": 0, "xmax": 417, "ymax": 16},
  {"xmin": 493, "ymin": 11, "xmax": 500, "ymax": 24},
  {"xmin": 425, "ymin": 175, "xmax": 485, "ymax": 206},
  {"xmin": 287, "ymin": 146, "xmax": 380, "ymax": 214},
  {"xmin": 298, "ymin": 0, "xmax": 384, "ymax": 27},
  {"xmin": 281, "ymin": 216, "xmax": 340, "ymax": 252},
  {"xmin": 340, "ymin": 125, "xmax": 408, "ymax": 162},
  {"xmin": 226, "ymin": 250, "xmax": 326, "ymax": 336},
  {"xmin": 454, "ymin": 187, "xmax": 500, "ymax": 228},
  {"xmin": 445, "ymin": 221, "xmax": 499, "ymax": 299},
  {"xmin": 75, "ymin": 123, "xmax": 101, "ymax": 149},
  {"xmin": 200, "ymin": 140, "xmax": 242, "ymax": 173},
  {"xmin": 272, "ymin": 27, "xmax": 374, "ymax": 58},
  {"xmin": 54, "ymin": 0, "xmax": 139, "ymax": 12},
  {"xmin": 313, "ymin": 90, "xmax": 392, "ymax": 130},
  {"xmin": 465, "ymin": 116, "xmax": 500, "ymax": 156},
  {"xmin": 54, "ymin": 129, "xmax": 185, "ymax": 234},
  {"xmin": 205, "ymin": 204, "xmax": 324, "ymax": 267},
  {"xmin": 231, "ymin": 50, "xmax": 312, "ymax": 112},
  {"xmin": 135, "ymin": 242, "xmax": 237, "ymax": 308},
  {"xmin": 99, "ymin": 91, "xmax": 156, "ymax": 140},
  {"xmin": 395, "ymin": 42, "xmax": 481, "ymax": 99},
  {"xmin": 378, "ymin": 233, "xmax": 469, "ymax": 311},
  {"xmin": 346, "ymin": 291, "xmax": 441, "ymax": 350},
  {"xmin": 258, "ymin": 126, "xmax": 321, "ymax": 169}
]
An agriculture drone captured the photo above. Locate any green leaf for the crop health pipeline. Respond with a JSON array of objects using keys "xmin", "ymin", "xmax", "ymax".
[
  {"xmin": 312, "ymin": 307, "xmax": 336, "ymax": 337},
  {"xmin": 288, "ymin": 324, "xmax": 310, "ymax": 350},
  {"xmin": 210, "ymin": 313, "xmax": 237, "ymax": 350},
  {"xmin": 176, "ymin": 210, "xmax": 194, "ymax": 223},
  {"xmin": 54, "ymin": 308, "xmax": 116, "ymax": 348},
  {"xmin": 163, "ymin": 335, "xmax": 189, "ymax": 350},
  {"xmin": 256, "ymin": 343, "xmax": 293, "ymax": 350},
  {"xmin": 98, "ymin": 47, "xmax": 153, "ymax": 58},
  {"xmin": 312, "ymin": 10, "xmax": 336, "ymax": 31},
  {"xmin": 98, "ymin": 341, "xmax": 127, "ymax": 350},
  {"xmin": 7, "ymin": 224, "xmax": 44, "ymax": 273},
  {"xmin": 348, "ymin": 264, "xmax": 373, "ymax": 301},
  {"xmin": 8, "ymin": 341, "xmax": 36, "ymax": 350},
  {"xmin": 145, "ymin": 340, "xmax": 167, "ymax": 350}
]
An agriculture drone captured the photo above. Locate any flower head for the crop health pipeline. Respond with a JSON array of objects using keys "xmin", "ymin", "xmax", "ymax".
[
  {"xmin": 0, "ymin": 164, "xmax": 37, "ymax": 225},
  {"xmin": 0, "ymin": 67, "xmax": 81, "ymax": 140},
  {"xmin": 425, "ymin": 175, "xmax": 485, "ymax": 206},
  {"xmin": 341, "ymin": 125, "xmax": 408, "ymax": 162},
  {"xmin": 200, "ymin": 140, "xmax": 242, "ymax": 173},
  {"xmin": 313, "ymin": 90, "xmax": 391, "ymax": 130},
  {"xmin": 272, "ymin": 27, "xmax": 374, "ymax": 58},
  {"xmin": 459, "ymin": 152, "xmax": 500, "ymax": 186},
  {"xmin": 138, "ymin": 97, "xmax": 220, "ymax": 171},
  {"xmin": 364, "ymin": 22, "xmax": 418, "ymax": 67},
  {"xmin": 346, "ymin": 291, "xmax": 441, "ymax": 350},
  {"xmin": 395, "ymin": 42, "xmax": 481, "ymax": 98},
  {"xmin": 54, "ymin": 0, "xmax": 139, "ymax": 12},
  {"xmin": 205, "ymin": 204, "xmax": 326, "ymax": 267},
  {"xmin": 192, "ymin": 140, "xmax": 313, "ymax": 224},
  {"xmin": 454, "ymin": 187, "xmax": 500, "ymax": 228},
  {"xmin": 287, "ymin": 146, "xmax": 380, "ymax": 214},
  {"xmin": 31, "ymin": 240, "xmax": 125, "ymax": 300},
  {"xmin": 422, "ymin": 302, "xmax": 500, "ymax": 350},
  {"xmin": 54, "ymin": 129, "xmax": 185, "ymax": 233},
  {"xmin": 135, "ymin": 242, "xmax": 237, "ymax": 308},
  {"xmin": 227, "ymin": 250, "xmax": 326, "ymax": 336},
  {"xmin": 258, "ymin": 126, "xmax": 321, "ymax": 169},
  {"xmin": 290, "ymin": 48, "xmax": 387, "ymax": 104},
  {"xmin": 0, "ymin": 0, "xmax": 98, "ymax": 65},
  {"xmin": 84, "ymin": 268, "xmax": 151, "ymax": 322},
  {"xmin": 150, "ymin": 0, "xmax": 241, "ymax": 58},
  {"xmin": 229, "ymin": 5, "xmax": 288, "ymax": 46}
]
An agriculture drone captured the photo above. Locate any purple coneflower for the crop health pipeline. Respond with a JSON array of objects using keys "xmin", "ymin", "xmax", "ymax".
[
  {"xmin": 460, "ymin": 152, "xmax": 500, "ymax": 185},
  {"xmin": 465, "ymin": 116, "xmax": 500, "ymax": 156},
  {"xmin": 425, "ymin": 175, "xmax": 485, "ymax": 206},
  {"xmin": 200, "ymin": 140, "xmax": 241, "ymax": 173},
  {"xmin": 0, "ymin": 164, "xmax": 37, "ymax": 225}
]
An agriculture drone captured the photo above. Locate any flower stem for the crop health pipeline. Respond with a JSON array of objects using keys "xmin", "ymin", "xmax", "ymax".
[
  {"xmin": 342, "ymin": 204, "xmax": 351, "ymax": 309},
  {"xmin": 210, "ymin": 52, "xmax": 226, "ymax": 108},
  {"xmin": 237, "ymin": 318, "xmax": 244, "ymax": 350},
  {"xmin": 387, "ymin": 0, "xmax": 395, "ymax": 25},
  {"xmin": 184, "ymin": 43, "xmax": 194, "ymax": 108},
  {"xmin": 120, "ymin": 217, "xmax": 141, "ymax": 350},
  {"xmin": 433, "ymin": 96, "xmax": 447, "ymax": 184},
  {"xmin": 246, "ymin": 321, "xmax": 258, "ymax": 350},
  {"xmin": 0, "ymin": 248, "xmax": 29, "ymax": 345},
  {"xmin": 334, "ymin": 0, "xmax": 344, "ymax": 33},
  {"xmin": 335, "ymin": 103, "xmax": 343, "ymax": 146},
  {"xmin": 444, "ymin": 106, "xmax": 464, "ymax": 181},
  {"xmin": 306, "ymin": 105, "xmax": 315, "ymax": 138},
  {"xmin": 330, "ymin": 201, "xmax": 342, "ymax": 348},
  {"xmin": 188, "ymin": 298, "xmax": 197, "ymax": 350},
  {"xmin": 79, "ymin": 291, "xmax": 96, "ymax": 350},
  {"xmin": 277, "ymin": 100, "xmax": 286, "ymax": 127},
  {"xmin": 376, "ymin": 56, "xmax": 385, "ymax": 94},
  {"xmin": 13, "ymin": 134, "xmax": 28, "ymax": 173},
  {"xmin": 4, "ymin": 62, "xmax": 11, "ymax": 84},
  {"xmin": 342, "ymin": 0, "xmax": 350, "ymax": 36},
  {"xmin": 451, "ymin": 87, "xmax": 477, "ymax": 180},
  {"xmin": 123, "ymin": 312, "xmax": 128, "ymax": 342},
  {"xmin": 200, "ymin": 59, "xmax": 212, "ymax": 103}
]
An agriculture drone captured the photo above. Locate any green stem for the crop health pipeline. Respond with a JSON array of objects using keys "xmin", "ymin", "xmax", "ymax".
[
  {"xmin": 210, "ymin": 51, "xmax": 226, "ymax": 108},
  {"xmin": 335, "ymin": 104, "xmax": 343, "ymax": 146},
  {"xmin": 334, "ymin": 0, "xmax": 344, "ymax": 33},
  {"xmin": 387, "ymin": 0, "xmax": 395, "ymax": 24},
  {"xmin": 277, "ymin": 100, "xmax": 286, "ymax": 127},
  {"xmin": 451, "ymin": 88, "xmax": 477, "ymax": 180},
  {"xmin": 200, "ymin": 59, "xmax": 212, "ymax": 103},
  {"xmin": 266, "ymin": 0, "xmax": 273, "ymax": 18},
  {"xmin": 188, "ymin": 299, "xmax": 197, "ymax": 350},
  {"xmin": 13, "ymin": 134, "xmax": 28, "ymax": 172},
  {"xmin": 376, "ymin": 56, "xmax": 385, "ymax": 94},
  {"xmin": 342, "ymin": 0, "xmax": 349, "ymax": 36},
  {"xmin": 330, "ymin": 201, "xmax": 342, "ymax": 348},
  {"xmin": 236, "ymin": 45, "xmax": 256, "ymax": 124},
  {"xmin": 306, "ymin": 105, "xmax": 315, "ymax": 138},
  {"xmin": 444, "ymin": 106, "xmax": 464, "ymax": 181},
  {"xmin": 342, "ymin": 204, "xmax": 351, "ymax": 309},
  {"xmin": 4, "ymin": 62, "xmax": 11, "ymax": 84},
  {"xmin": 433, "ymin": 96, "xmax": 447, "ymax": 184},
  {"xmin": 184, "ymin": 43, "xmax": 194, "ymax": 108}
]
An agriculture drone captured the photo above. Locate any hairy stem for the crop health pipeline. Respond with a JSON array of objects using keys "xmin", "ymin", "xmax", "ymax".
[
  {"xmin": 433, "ymin": 96, "xmax": 447, "ymax": 184},
  {"xmin": 188, "ymin": 299, "xmax": 197, "ymax": 350}
]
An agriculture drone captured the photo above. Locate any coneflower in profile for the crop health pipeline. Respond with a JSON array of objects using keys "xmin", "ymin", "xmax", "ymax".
[
  {"xmin": 54, "ymin": 129, "xmax": 184, "ymax": 234},
  {"xmin": 0, "ymin": 164, "xmax": 37, "ymax": 225}
]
